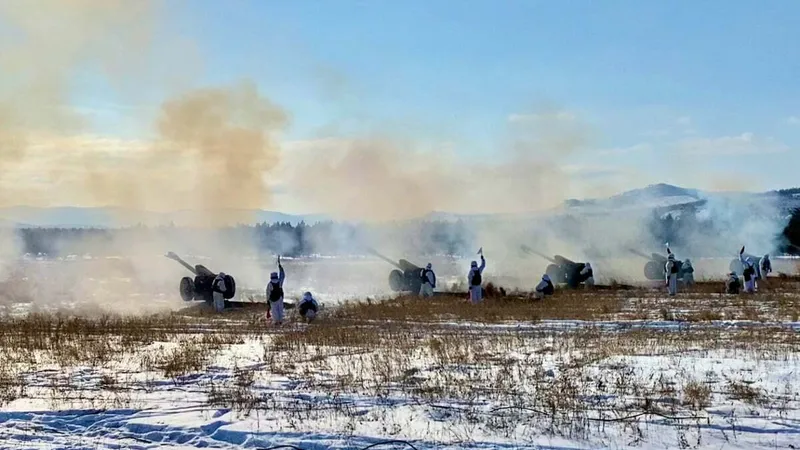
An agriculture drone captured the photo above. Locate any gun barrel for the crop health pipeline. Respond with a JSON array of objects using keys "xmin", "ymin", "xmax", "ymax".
[
  {"xmin": 627, "ymin": 248, "xmax": 653, "ymax": 260},
  {"xmin": 165, "ymin": 253, "xmax": 198, "ymax": 275},
  {"xmin": 366, "ymin": 247, "xmax": 404, "ymax": 270},
  {"xmin": 520, "ymin": 245, "xmax": 557, "ymax": 264}
]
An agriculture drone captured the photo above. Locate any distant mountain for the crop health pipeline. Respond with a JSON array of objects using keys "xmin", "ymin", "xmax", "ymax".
[
  {"xmin": 561, "ymin": 183, "xmax": 707, "ymax": 217},
  {"xmin": 564, "ymin": 183, "xmax": 800, "ymax": 214}
]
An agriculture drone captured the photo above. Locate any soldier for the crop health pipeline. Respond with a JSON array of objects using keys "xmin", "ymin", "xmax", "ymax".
[
  {"xmin": 468, "ymin": 254, "xmax": 486, "ymax": 304},
  {"xmin": 419, "ymin": 263, "xmax": 436, "ymax": 298},
  {"xmin": 266, "ymin": 256, "xmax": 286, "ymax": 325},
  {"xmin": 534, "ymin": 274, "xmax": 555, "ymax": 299},
  {"xmin": 725, "ymin": 272, "xmax": 741, "ymax": 294},
  {"xmin": 758, "ymin": 254, "xmax": 772, "ymax": 280},
  {"xmin": 665, "ymin": 253, "xmax": 679, "ymax": 296},
  {"xmin": 211, "ymin": 272, "xmax": 228, "ymax": 313},
  {"xmin": 580, "ymin": 262, "xmax": 594, "ymax": 289},
  {"xmin": 298, "ymin": 291, "xmax": 319, "ymax": 322},
  {"xmin": 742, "ymin": 257, "xmax": 756, "ymax": 293},
  {"xmin": 682, "ymin": 259, "xmax": 695, "ymax": 286}
]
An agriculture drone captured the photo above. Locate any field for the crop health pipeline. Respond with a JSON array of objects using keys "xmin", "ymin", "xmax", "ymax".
[{"xmin": 1, "ymin": 262, "xmax": 799, "ymax": 449}]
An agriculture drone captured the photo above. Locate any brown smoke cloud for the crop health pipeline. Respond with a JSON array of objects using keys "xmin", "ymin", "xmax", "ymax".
[
  {"xmin": 84, "ymin": 82, "xmax": 289, "ymax": 225},
  {"xmin": 284, "ymin": 109, "xmax": 596, "ymax": 222},
  {"xmin": 0, "ymin": 0, "xmax": 287, "ymax": 226}
]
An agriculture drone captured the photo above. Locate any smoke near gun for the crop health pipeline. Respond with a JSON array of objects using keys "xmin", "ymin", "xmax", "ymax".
[
  {"xmin": 0, "ymin": 0, "xmax": 294, "ymax": 313},
  {"xmin": 281, "ymin": 126, "xmax": 793, "ymax": 287},
  {"xmin": 0, "ymin": 1, "xmax": 796, "ymax": 312}
]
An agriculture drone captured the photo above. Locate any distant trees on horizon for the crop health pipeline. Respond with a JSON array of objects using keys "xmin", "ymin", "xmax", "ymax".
[{"xmin": 11, "ymin": 208, "xmax": 800, "ymax": 258}]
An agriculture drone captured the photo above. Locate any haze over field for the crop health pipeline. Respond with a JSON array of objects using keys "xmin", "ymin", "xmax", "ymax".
[
  {"xmin": 3, "ymin": 4, "xmax": 800, "ymax": 449},
  {"xmin": 1, "ymin": 0, "xmax": 799, "ymax": 297}
]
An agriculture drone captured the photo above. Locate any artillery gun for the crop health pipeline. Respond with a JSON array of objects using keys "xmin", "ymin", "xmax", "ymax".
[
  {"xmin": 165, "ymin": 252, "xmax": 236, "ymax": 303},
  {"xmin": 520, "ymin": 245, "xmax": 591, "ymax": 288},
  {"xmin": 628, "ymin": 249, "xmax": 688, "ymax": 281},
  {"xmin": 367, "ymin": 248, "xmax": 424, "ymax": 293}
]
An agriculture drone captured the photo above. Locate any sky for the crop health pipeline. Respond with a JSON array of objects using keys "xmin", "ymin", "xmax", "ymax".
[{"xmin": 2, "ymin": 0, "xmax": 799, "ymax": 215}]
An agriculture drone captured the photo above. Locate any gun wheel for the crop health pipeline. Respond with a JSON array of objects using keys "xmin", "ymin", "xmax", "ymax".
[
  {"xmin": 179, "ymin": 277, "xmax": 195, "ymax": 302},
  {"xmin": 223, "ymin": 274, "xmax": 236, "ymax": 300},
  {"xmin": 644, "ymin": 261, "xmax": 662, "ymax": 280},
  {"xmin": 389, "ymin": 270, "xmax": 404, "ymax": 292}
]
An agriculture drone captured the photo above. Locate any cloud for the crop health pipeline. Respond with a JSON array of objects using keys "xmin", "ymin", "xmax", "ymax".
[
  {"xmin": 677, "ymin": 132, "xmax": 790, "ymax": 156},
  {"xmin": 786, "ymin": 116, "xmax": 800, "ymax": 125}
]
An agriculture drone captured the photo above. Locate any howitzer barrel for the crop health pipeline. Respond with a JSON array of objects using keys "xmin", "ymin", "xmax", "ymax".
[
  {"xmin": 365, "ymin": 247, "xmax": 404, "ymax": 270},
  {"xmin": 165, "ymin": 252, "xmax": 197, "ymax": 275},
  {"xmin": 651, "ymin": 253, "xmax": 668, "ymax": 262},
  {"xmin": 553, "ymin": 255, "xmax": 577, "ymax": 266},
  {"xmin": 520, "ymin": 245, "xmax": 557, "ymax": 264},
  {"xmin": 628, "ymin": 248, "xmax": 653, "ymax": 260}
]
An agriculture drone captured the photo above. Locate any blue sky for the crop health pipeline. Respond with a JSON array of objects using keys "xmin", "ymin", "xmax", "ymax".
[{"xmin": 68, "ymin": 1, "xmax": 800, "ymax": 197}]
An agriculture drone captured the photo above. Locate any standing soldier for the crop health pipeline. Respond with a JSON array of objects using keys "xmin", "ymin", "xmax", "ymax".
[
  {"xmin": 682, "ymin": 259, "xmax": 695, "ymax": 286},
  {"xmin": 419, "ymin": 263, "xmax": 436, "ymax": 298},
  {"xmin": 665, "ymin": 251, "xmax": 679, "ymax": 296},
  {"xmin": 758, "ymin": 254, "xmax": 772, "ymax": 282},
  {"xmin": 739, "ymin": 247, "xmax": 756, "ymax": 293},
  {"xmin": 468, "ymin": 252, "xmax": 487, "ymax": 304},
  {"xmin": 266, "ymin": 256, "xmax": 286, "ymax": 325},
  {"xmin": 580, "ymin": 262, "xmax": 594, "ymax": 289},
  {"xmin": 212, "ymin": 272, "xmax": 228, "ymax": 313}
]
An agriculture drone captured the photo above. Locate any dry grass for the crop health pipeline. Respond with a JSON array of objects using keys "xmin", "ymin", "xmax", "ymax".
[
  {"xmin": 329, "ymin": 289, "xmax": 625, "ymax": 324},
  {"xmin": 726, "ymin": 379, "xmax": 765, "ymax": 405},
  {"xmin": 686, "ymin": 309, "xmax": 724, "ymax": 322},
  {"xmin": 682, "ymin": 380, "xmax": 712, "ymax": 409},
  {"xmin": 145, "ymin": 339, "xmax": 210, "ymax": 379},
  {"xmin": 1, "ymin": 282, "xmax": 799, "ymax": 445}
]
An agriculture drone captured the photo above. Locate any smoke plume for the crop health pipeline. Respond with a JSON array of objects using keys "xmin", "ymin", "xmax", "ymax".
[
  {"xmin": 0, "ymin": 0, "xmax": 287, "ymax": 226},
  {"xmin": 0, "ymin": 0, "xmax": 292, "ymax": 314},
  {"xmin": 286, "ymin": 110, "xmax": 595, "ymax": 222},
  {"xmin": 0, "ymin": 0, "xmax": 795, "ymax": 313}
]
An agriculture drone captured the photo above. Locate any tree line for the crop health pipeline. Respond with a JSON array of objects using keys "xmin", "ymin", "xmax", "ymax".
[
  {"xmin": 11, "ymin": 208, "xmax": 800, "ymax": 258},
  {"xmin": 13, "ymin": 220, "xmax": 476, "ymax": 258}
]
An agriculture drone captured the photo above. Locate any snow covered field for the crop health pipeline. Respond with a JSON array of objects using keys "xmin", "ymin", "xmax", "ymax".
[{"xmin": 1, "ymin": 278, "xmax": 799, "ymax": 450}]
